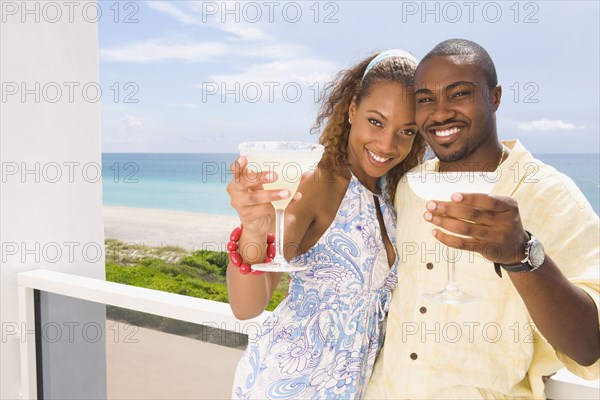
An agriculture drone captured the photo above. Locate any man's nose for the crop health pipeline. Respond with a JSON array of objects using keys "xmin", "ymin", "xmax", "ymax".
[{"xmin": 430, "ymin": 99, "xmax": 456, "ymax": 123}]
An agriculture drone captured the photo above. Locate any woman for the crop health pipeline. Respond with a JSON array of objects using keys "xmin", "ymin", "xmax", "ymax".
[{"xmin": 226, "ymin": 49, "xmax": 426, "ymax": 399}]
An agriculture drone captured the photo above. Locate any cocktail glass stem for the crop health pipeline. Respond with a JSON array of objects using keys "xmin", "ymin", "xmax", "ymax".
[
  {"xmin": 423, "ymin": 243, "xmax": 480, "ymax": 304},
  {"xmin": 273, "ymin": 208, "xmax": 286, "ymax": 264},
  {"xmin": 446, "ymin": 246, "xmax": 458, "ymax": 292}
]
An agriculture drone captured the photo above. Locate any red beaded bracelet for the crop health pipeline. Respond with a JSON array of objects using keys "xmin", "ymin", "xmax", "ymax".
[{"xmin": 228, "ymin": 225, "xmax": 275, "ymax": 275}]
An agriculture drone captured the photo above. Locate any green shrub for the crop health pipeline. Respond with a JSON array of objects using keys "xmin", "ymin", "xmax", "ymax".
[{"xmin": 105, "ymin": 241, "xmax": 286, "ymax": 312}]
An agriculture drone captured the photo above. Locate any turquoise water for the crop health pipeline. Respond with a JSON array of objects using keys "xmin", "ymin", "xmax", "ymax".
[
  {"xmin": 102, "ymin": 153, "xmax": 599, "ymax": 216},
  {"xmin": 102, "ymin": 153, "xmax": 238, "ymax": 216}
]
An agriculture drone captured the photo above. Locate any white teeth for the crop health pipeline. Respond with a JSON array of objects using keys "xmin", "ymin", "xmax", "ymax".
[
  {"xmin": 435, "ymin": 127, "xmax": 461, "ymax": 137},
  {"xmin": 367, "ymin": 149, "xmax": 390, "ymax": 163}
]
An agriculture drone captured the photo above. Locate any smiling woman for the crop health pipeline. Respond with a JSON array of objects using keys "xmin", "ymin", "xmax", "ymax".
[{"xmin": 226, "ymin": 50, "xmax": 426, "ymax": 399}]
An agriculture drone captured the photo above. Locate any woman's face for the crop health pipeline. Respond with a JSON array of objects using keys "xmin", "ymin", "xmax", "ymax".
[{"xmin": 347, "ymin": 81, "xmax": 417, "ymax": 191}]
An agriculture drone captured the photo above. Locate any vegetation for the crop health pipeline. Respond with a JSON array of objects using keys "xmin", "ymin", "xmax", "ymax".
[
  {"xmin": 104, "ymin": 239, "xmax": 287, "ymax": 346},
  {"xmin": 105, "ymin": 239, "xmax": 287, "ymax": 310}
]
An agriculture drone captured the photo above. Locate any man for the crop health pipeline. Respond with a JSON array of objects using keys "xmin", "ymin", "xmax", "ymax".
[{"xmin": 366, "ymin": 39, "xmax": 599, "ymax": 398}]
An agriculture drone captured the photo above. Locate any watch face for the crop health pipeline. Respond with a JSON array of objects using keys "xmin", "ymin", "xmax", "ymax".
[{"xmin": 529, "ymin": 240, "xmax": 545, "ymax": 268}]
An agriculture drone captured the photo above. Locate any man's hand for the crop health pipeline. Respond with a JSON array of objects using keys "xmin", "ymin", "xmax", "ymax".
[
  {"xmin": 424, "ymin": 192, "xmax": 600, "ymax": 365},
  {"xmin": 423, "ymin": 193, "xmax": 530, "ymax": 265}
]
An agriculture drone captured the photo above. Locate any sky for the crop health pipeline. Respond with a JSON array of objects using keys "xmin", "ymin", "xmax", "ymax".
[{"xmin": 98, "ymin": 0, "xmax": 600, "ymax": 154}]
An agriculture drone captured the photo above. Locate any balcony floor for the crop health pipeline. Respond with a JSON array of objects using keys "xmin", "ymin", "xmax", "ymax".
[{"xmin": 107, "ymin": 322, "xmax": 243, "ymax": 399}]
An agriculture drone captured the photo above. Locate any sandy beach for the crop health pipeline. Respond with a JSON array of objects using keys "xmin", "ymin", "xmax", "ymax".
[{"xmin": 104, "ymin": 205, "xmax": 240, "ymax": 250}]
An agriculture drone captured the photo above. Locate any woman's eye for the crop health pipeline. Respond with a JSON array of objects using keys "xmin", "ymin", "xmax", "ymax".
[
  {"xmin": 368, "ymin": 118, "xmax": 383, "ymax": 127},
  {"xmin": 398, "ymin": 129, "xmax": 416, "ymax": 136},
  {"xmin": 416, "ymin": 97, "xmax": 433, "ymax": 104}
]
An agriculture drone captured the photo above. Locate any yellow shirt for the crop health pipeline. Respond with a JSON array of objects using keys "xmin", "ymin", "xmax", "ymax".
[{"xmin": 366, "ymin": 140, "xmax": 600, "ymax": 399}]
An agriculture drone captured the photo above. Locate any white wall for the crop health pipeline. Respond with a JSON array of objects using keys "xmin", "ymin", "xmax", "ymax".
[{"xmin": 1, "ymin": 1, "xmax": 106, "ymax": 397}]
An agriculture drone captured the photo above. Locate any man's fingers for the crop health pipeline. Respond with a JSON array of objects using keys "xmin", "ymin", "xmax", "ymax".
[
  {"xmin": 431, "ymin": 229, "xmax": 507, "ymax": 262},
  {"xmin": 425, "ymin": 213, "xmax": 492, "ymax": 239},
  {"xmin": 426, "ymin": 201, "xmax": 497, "ymax": 226},
  {"xmin": 431, "ymin": 229, "xmax": 482, "ymax": 252},
  {"xmin": 448, "ymin": 193, "xmax": 517, "ymax": 211}
]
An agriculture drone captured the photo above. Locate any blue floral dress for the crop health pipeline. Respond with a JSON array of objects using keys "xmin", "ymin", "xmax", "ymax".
[{"xmin": 232, "ymin": 175, "xmax": 399, "ymax": 399}]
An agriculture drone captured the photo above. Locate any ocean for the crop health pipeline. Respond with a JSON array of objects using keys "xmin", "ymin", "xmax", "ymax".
[{"xmin": 102, "ymin": 153, "xmax": 600, "ymax": 216}]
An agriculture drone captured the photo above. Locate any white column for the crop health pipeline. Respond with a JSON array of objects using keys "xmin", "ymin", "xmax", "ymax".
[{"xmin": 1, "ymin": 1, "xmax": 106, "ymax": 398}]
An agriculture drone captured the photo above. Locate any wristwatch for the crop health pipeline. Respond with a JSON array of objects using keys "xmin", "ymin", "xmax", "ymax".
[{"xmin": 494, "ymin": 231, "xmax": 545, "ymax": 278}]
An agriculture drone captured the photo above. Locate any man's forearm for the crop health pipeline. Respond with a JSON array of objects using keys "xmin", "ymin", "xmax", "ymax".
[{"xmin": 509, "ymin": 255, "xmax": 600, "ymax": 366}]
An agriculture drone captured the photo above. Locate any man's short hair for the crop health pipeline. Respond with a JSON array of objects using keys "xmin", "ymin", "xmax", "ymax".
[{"xmin": 421, "ymin": 39, "xmax": 498, "ymax": 88}]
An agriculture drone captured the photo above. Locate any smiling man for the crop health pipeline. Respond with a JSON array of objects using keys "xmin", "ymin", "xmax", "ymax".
[{"xmin": 366, "ymin": 39, "xmax": 600, "ymax": 399}]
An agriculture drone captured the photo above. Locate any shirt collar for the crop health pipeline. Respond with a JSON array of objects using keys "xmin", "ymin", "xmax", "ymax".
[{"xmin": 413, "ymin": 140, "xmax": 537, "ymax": 196}]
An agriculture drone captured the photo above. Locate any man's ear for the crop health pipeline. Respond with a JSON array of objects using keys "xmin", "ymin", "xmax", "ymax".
[
  {"xmin": 490, "ymin": 85, "xmax": 502, "ymax": 112},
  {"xmin": 348, "ymin": 97, "xmax": 357, "ymax": 124}
]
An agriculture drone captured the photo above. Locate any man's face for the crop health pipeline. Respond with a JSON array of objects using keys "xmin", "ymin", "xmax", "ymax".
[{"xmin": 414, "ymin": 56, "xmax": 500, "ymax": 165}]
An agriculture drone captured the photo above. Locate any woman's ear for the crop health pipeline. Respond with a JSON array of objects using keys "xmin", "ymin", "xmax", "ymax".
[{"xmin": 348, "ymin": 97, "xmax": 357, "ymax": 124}]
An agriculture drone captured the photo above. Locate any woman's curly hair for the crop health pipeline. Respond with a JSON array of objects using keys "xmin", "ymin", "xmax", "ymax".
[{"xmin": 311, "ymin": 52, "xmax": 426, "ymax": 203}]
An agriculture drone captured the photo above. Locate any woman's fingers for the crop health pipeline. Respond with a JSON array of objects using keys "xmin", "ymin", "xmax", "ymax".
[
  {"xmin": 233, "ymin": 189, "xmax": 291, "ymax": 209},
  {"xmin": 228, "ymin": 157, "xmax": 280, "ymax": 191}
]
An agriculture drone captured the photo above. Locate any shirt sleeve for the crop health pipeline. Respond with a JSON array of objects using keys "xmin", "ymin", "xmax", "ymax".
[
  {"xmin": 529, "ymin": 170, "xmax": 600, "ymax": 379},
  {"xmin": 555, "ymin": 276, "xmax": 600, "ymax": 380}
]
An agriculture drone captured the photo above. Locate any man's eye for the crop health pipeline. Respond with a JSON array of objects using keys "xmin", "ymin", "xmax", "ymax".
[
  {"xmin": 368, "ymin": 118, "xmax": 383, "ymax": 127},
  {"xmin": 416, "ymin": 97, "xmax": 433, "ymax": 104},
  {"xmin": 451, "ymin": 90, "xmax": 470, "ymax": 99}
]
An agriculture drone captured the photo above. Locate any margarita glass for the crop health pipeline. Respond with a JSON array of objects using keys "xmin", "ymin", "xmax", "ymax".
[
  {"xmin": 407, "ymin": 170, "xmax": 498, "ymax": 304},
  {"xmin": 239, "ymin": 141, "xmax": 324, "ymax": 272}
]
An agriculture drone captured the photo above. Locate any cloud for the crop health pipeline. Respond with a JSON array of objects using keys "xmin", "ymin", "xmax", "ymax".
[
  {"xmin": 145, "ymin": 1, "xmax": 270, "ymax": 41},
  {"xmin": 100, "ymin": 40, "xmax": 229, "ymax": 63},
  {"xmin": 207, "ymin": 59, "xmax": 336, "ymax": 86},
  {"xmin": 518, "ymin": 119, "xmax": 584, "ymax": 132},
  {"xmin": 193, "ymin": 59, "xmax": 336, "ymax": 104},
  {"xmin": 217, "ymin": 21, "xmax": 270, "ymax": 41},
  {"xmin": 167, "ymin": 103, "xmax": 204, "ymax": 109},
  {"xmin": 187, "ymin": 1, "xmax": 270, "ymax": 41},
  {"xmin": 110, "ymin": 115, "xmax": 143, "ymax": 131},
  {"xmin": 125, "ymin": 115, "xmax": 143, "ymax": 129},
  {"xmin": 100, "ymin": 38, "xmax": 310, "ymax": 64},
  {"xmin": 145, "ymin": 1, "xmax": 199, "ymax": 25},
  {"xmin": 101, "ymin": 1, "xmax": 312, "ymax": 65}
]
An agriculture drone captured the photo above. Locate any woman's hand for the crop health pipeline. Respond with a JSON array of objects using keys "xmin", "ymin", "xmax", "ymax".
[
  {"xmin": 226, "ymin": 156, "xmax": 292, "ymax": 237},
  {"xmin": 226, "ymin": 156, "xmax": 292, "ymax": 319}
]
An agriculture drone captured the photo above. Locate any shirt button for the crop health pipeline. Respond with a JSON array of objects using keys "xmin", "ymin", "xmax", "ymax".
[
  {"xmin": 419, "ymin": 307, "xmax": 427, "ymax": 314},
  {"xmin": 426, "ymin": 263, "xmax": 433, "ymax": 270},
  {"xmin": 410, "ymin": 353, "xmax": 418, "ymax": 360}
]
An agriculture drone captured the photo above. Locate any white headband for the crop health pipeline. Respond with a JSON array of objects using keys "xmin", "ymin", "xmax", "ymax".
[{"xmin": 363, "ymin": 49, "xmax": 419, "ymax": 78}]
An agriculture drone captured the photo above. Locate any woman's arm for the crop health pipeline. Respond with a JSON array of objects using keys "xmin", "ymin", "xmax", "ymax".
[{"xmin": 225, "ymin": 158, "xmax": 318, "ymax": 319}]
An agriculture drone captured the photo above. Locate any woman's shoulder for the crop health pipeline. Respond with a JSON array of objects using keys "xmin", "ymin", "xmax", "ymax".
[
  {"xmin": 306, "ymin": 166, "xmax": 349, "ymax": 196},
  {"xmin": 292, "ymin": 166, "xmax": 349, "ymax": 218}
]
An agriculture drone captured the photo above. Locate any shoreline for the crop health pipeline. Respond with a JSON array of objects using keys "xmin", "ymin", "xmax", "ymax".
[{"xmin": 104, "ymin": 205, "xmax": 239, "ymax": 251}]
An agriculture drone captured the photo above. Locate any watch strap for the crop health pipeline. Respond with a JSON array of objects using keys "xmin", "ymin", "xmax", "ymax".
[
  {"xmin": 493, "ymin": 231, "xmax": 535, "ymax": 278},
  {"xmin": 493, "ymin": 262, "xmax": 533, "ymax": 278}
]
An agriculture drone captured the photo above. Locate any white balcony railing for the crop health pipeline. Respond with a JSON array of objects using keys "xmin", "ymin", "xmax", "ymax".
[
  {"xmin": 16, "ymin": 269, "xmax": 269, "ymax": 399},
  {"xmin": 17, "ymin": 269, "xmax": 600, "ymax": 399}
]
